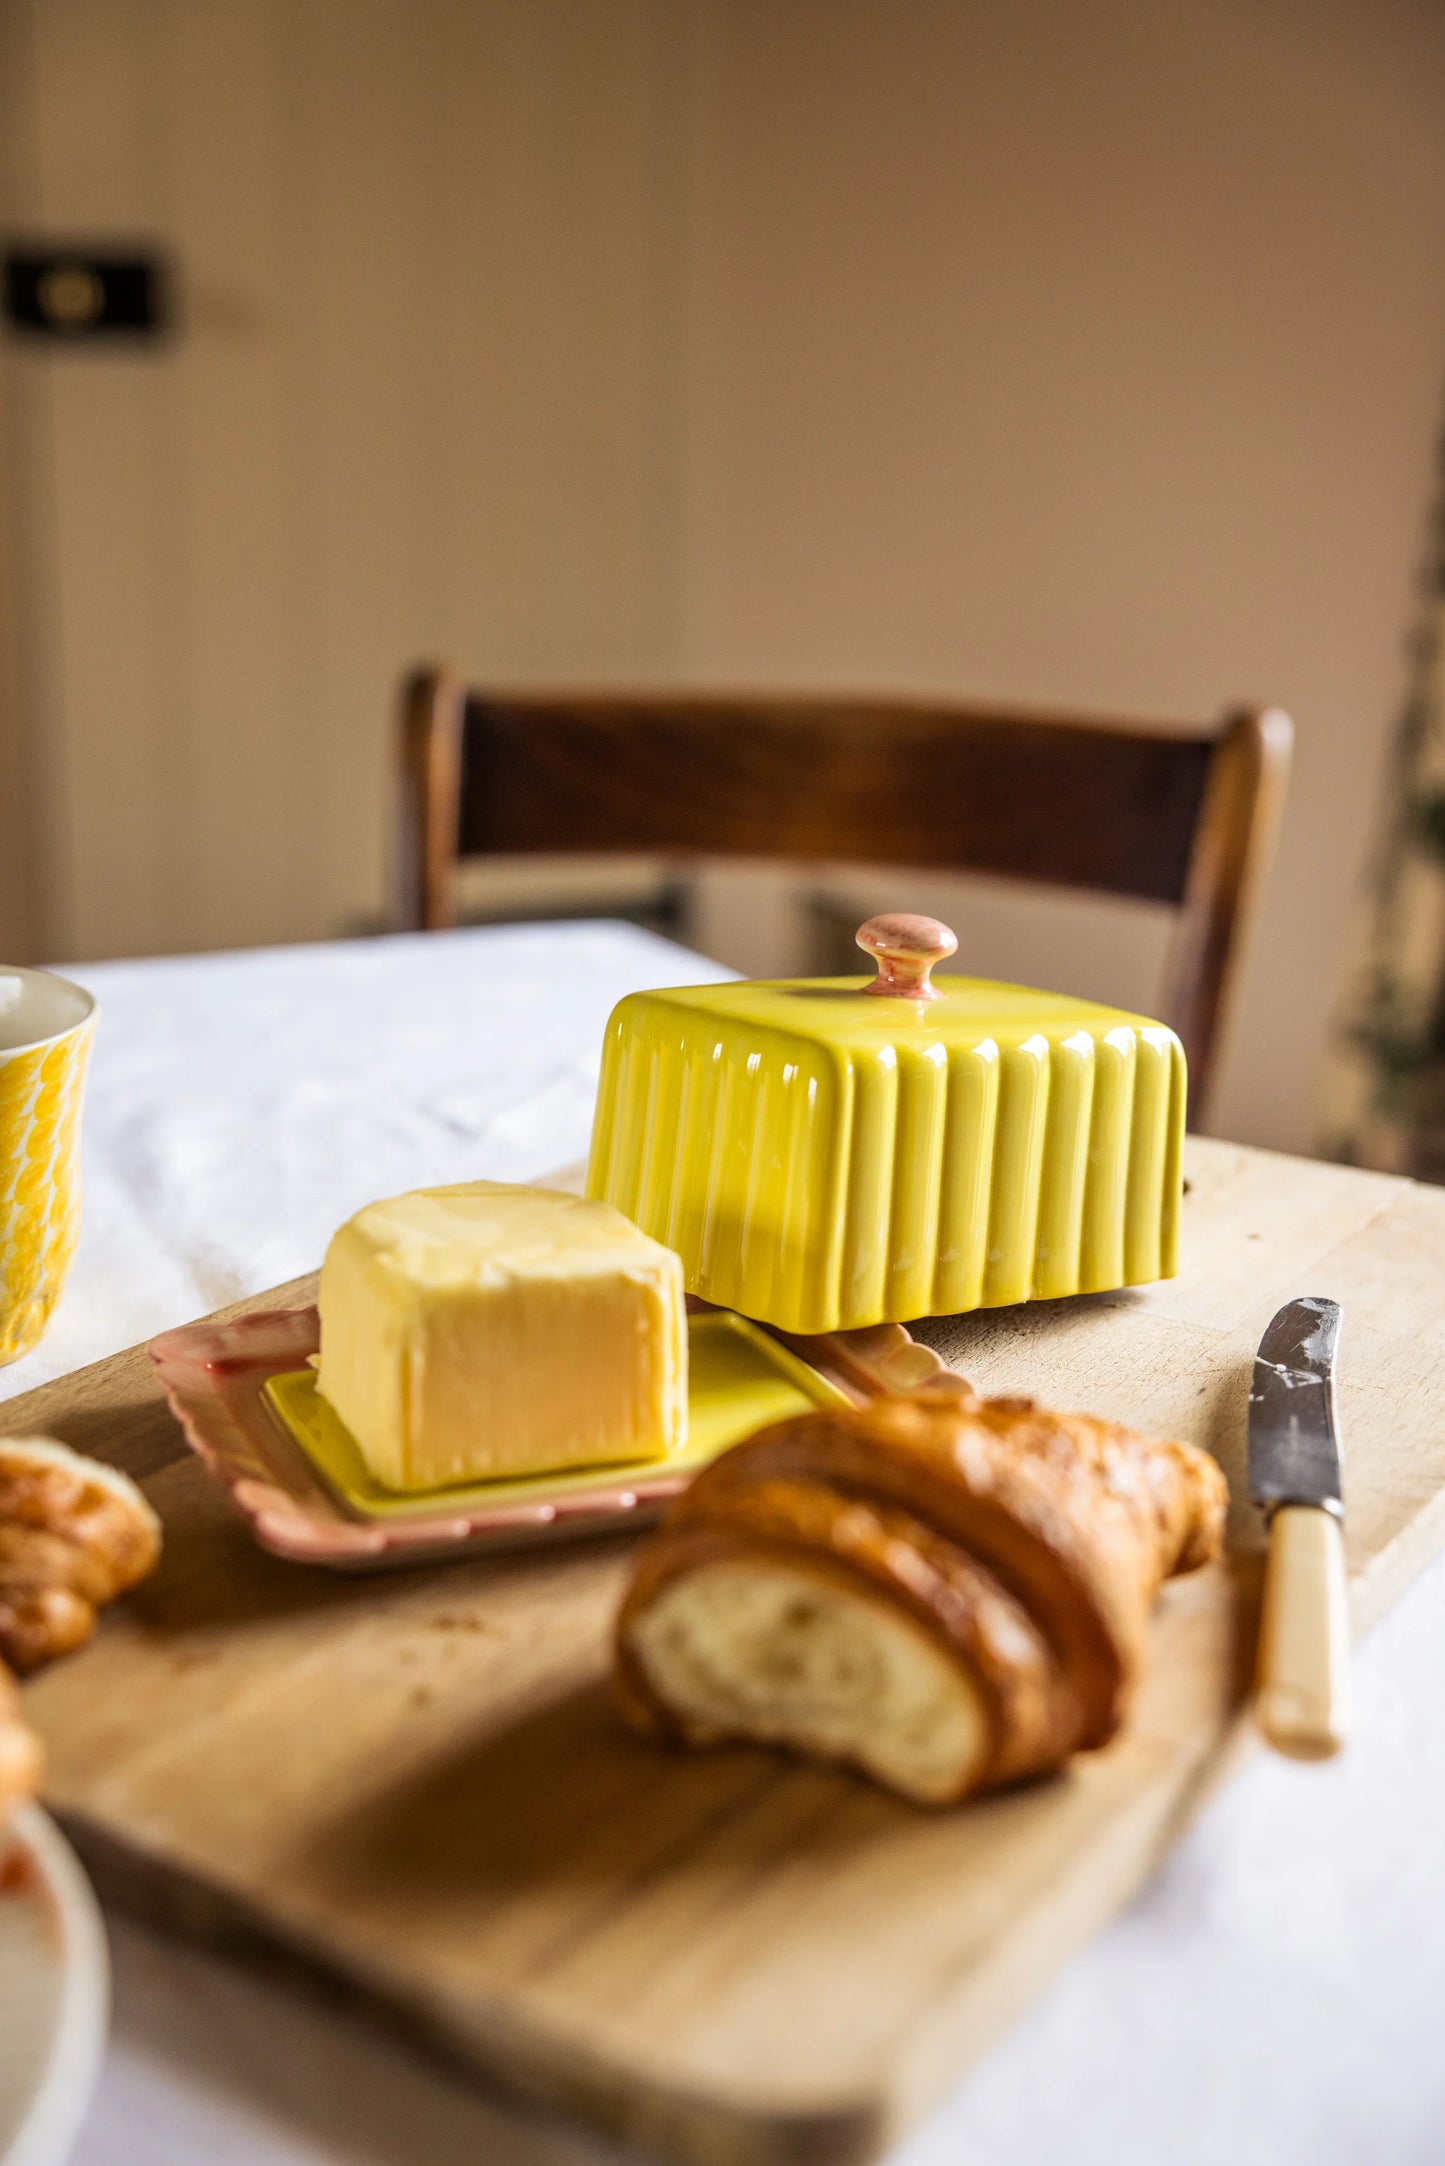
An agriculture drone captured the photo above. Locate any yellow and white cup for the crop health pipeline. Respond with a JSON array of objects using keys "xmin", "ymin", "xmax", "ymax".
[{"xmin": 0, "ymin": 967, "xmax": 95, "ymax": 1365}]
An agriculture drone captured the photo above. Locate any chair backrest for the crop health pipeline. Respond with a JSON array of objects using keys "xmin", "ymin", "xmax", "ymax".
[{"xmin": 398, "ymin": 668, "xmax": 1291, "ymax": 1124}]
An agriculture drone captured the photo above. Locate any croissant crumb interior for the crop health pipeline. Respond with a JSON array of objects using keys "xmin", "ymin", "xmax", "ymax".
[{"xmin": 630, "ymin": 1557, "xmax": 991, "ymax": 1805}]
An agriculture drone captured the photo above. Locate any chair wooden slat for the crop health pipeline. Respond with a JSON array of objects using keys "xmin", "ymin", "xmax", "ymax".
[
  {"xmin": 398, "ymin": 669, "xmax": 1291, "ymax": 1125},
  {"xmin": 456, "ymin": 697, "xmax": 1216, "ymax": 904}
]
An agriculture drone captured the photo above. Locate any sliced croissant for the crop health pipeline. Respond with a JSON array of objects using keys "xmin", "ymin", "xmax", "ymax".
[
  {"xmin": 615, "ymin": 1390, "xmax": 1227, "ymax": 1806},
  {"xmin": 0, "ymin": 1436, "xmax": 161, "ymax": 1673}
]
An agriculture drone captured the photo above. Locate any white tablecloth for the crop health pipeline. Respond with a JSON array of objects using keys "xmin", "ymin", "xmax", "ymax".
[{"xmin": 5, "ymin": 923, "xmax": 1444, "ymax": 2166}]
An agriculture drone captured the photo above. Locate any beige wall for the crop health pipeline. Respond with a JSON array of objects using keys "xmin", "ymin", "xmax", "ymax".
[
  {"xmin": 0, "ymin": 0, "xmax": 689, "ymax": 960},
  {"xmin": 4, "ymin": 0, "xmax": 1445, "ymax": 1154},
  {"xmin": 674, "ymin": 0, "xmax": 1445, "ymax": 1150},
  {"xmin": 0, "ymin": 371, "xmax": 34, "ymax": 963}
]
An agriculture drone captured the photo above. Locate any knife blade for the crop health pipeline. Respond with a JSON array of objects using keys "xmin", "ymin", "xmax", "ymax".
[
  {"xmin": 1248, "ymin": 1294, "xmax": 1343, "ymax": 1518},
  {"xmin": 1248, "ymin": 1296, "xmax": 1350, "ymax": 1760}
]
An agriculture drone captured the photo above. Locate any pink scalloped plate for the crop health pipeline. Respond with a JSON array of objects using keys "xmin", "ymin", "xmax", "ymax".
[{"xmin": 149, "ymin": 1303, "xmax": 954, "ymax": 1571}]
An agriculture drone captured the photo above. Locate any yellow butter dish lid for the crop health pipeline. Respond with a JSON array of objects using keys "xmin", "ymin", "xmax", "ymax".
[
  {"xmin": 587, "ymin": 913, "xmax": 1185, "ymax": 1335},
  {"xmin": 264, "ymin": 1309, "xmax": 850, "ymax": 1523}
]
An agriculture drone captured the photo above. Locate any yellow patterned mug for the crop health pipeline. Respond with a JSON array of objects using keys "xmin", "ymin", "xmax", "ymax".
[{"xmin": 0, "ymin": 967, "xmax": 95, "ymax": 1364}]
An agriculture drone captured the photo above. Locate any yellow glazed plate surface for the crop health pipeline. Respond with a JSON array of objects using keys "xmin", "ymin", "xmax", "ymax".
[{"xmin": 263, "ymin": 1309, "xmax": 848, "ymax": 1524}]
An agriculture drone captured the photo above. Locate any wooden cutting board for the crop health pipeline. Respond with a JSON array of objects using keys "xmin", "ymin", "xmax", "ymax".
[{"xmin": 7, "ymin": 1135, "xmax": 1445, "ymax": 2166}]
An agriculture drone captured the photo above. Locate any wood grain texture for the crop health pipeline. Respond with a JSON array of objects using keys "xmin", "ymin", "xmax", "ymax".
[
  {"xmin": 4, "ymin": 1135, "xmax": 1442, "ymax": 2166},
  {"xmin": 458, "ymin": 697, "xmax": 1215, "ymax": 899},
  {"xmin": 398, "ymin": 672, "xmax": 1290, "ymax": 1122}
]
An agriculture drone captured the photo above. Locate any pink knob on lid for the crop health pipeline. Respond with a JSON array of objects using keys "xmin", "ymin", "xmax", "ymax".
[{"xmin": 856, "ymin": 914, "xmax": 958, "ymax": 1001}]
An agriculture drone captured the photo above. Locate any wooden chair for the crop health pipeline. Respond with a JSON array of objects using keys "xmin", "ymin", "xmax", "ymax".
[{"xmin": 397, "ymin": 668, "xmax": 1291, "ymax": 1125}]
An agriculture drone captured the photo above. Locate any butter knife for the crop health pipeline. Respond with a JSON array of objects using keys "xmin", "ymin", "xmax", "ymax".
[{"xmin": 1248, "ymin": 1295, "xmax": 1350, "ymax": 1759}]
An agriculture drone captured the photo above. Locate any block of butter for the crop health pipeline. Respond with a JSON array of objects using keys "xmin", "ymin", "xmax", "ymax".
[{"xmin": 317, "ymin": 1181, "xmax": 686, "ymax": 1491}]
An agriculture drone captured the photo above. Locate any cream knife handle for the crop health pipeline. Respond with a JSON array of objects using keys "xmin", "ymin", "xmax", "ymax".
[{"xmin": 1256, "ymin": 1504, "xmax": 1350, "ymax": 1760}]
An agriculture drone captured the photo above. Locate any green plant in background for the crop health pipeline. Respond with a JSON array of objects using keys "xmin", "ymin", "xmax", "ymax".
[
  {"xmin": 1412, "ymin": 788, "xmax": 1445, "ymax": 862},
  {"xmin": 1331, "ymin": 430, "xmax": 1445, "ymax": 1180}
]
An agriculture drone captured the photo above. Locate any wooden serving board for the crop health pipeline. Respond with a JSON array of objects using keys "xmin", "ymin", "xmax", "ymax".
[{"xmin": 7, "ymin": 1136, "xmax": 1445, "ymax": 2166}]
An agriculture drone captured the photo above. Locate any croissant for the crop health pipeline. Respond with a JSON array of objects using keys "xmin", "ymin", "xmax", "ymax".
[
  {"xmin": 615, "ymin": 1388, "xmax": 1227, "ymax": 1806},
  {"xmin": 0, "ymin": 1436, "xmax": 162, "ymax": 1674}
]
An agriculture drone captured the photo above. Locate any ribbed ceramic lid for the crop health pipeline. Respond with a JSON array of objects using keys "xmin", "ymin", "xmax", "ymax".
[{"xmin": 588, "ymin": 915, "xmax": 1185, "ymax": 1335}]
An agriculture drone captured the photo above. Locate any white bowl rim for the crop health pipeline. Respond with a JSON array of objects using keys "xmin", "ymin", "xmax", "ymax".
[
  {"xmin": 0, "ymin": 967, "xmax": 96, "ymax": 1057},
  {"xmin": 2, "ymin": 1801, "xmax": 110, "ymax": 2166}
]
